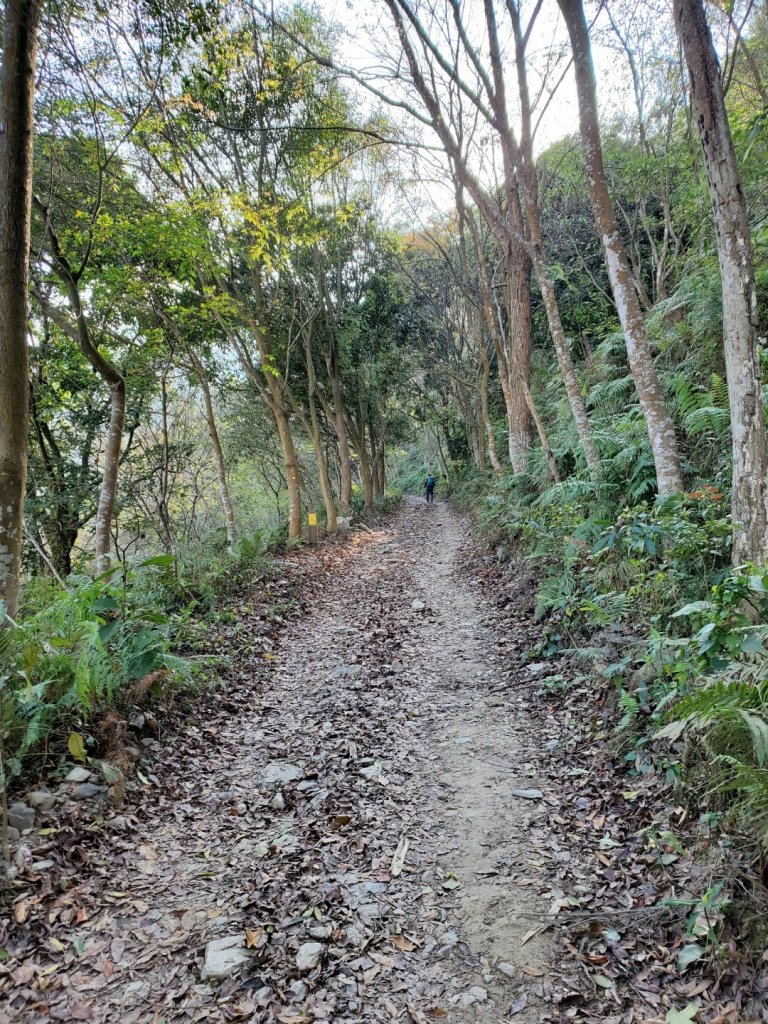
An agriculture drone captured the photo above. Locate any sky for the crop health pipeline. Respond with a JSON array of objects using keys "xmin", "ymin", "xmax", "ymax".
[{"xmin": 308, "ymin": 0, "xmax": 648, "ymax": 225}]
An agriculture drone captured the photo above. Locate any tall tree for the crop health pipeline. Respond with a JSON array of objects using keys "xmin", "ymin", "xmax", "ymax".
[
  {"xmin": 558, "ymin": 0, "xmax": 684, "ymax": 497},
  {"xmin": 674, "ymin": 0, "xmax": 768, "ymax": 562},
  {"xmin": 0, "ymin": 0, "xmax": 42, "ymax": 617}
]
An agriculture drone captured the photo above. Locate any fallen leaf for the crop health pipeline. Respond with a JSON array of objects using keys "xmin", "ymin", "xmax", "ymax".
[
  {"xmin": 68, "ymin": 732, "xmax": 86, "ymax": 762},
  {"xmin": 666, "ymin": 1006, "xmax": 700, "ymax": 1024},
  {"xmin": 520, "ymin": 964, "xmax": 544, "ymax": 977},
  {"xmin": 390, "ymin": 835, "xmax": 409, "ymax": 877}
]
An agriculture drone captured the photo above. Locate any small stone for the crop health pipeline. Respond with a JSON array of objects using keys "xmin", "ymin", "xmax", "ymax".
[
  {"xmin": 509, "ymin": 788, "xmax": 543, "ymax": 801},
  {"xmin": 124, "ymin": 746, "xmax": 142, "ymax": 762},
  {"xmin": 288, "ymin": 980, "xmax": 309, "ymax": 1001},
  {"xmin": 6, "ymin": 827, "xmax": 20, "ymax": 844},
  {"xmin": 345, "ymin": 923, "xmax": 366, "ymax": 947},
  {"xmin": 435, "ymin": 930, "xmax": 459, "ymax": 957},
  {"xmin": 359, "ymin": 764, "xmax": 384, "ymax": 780},
  {"xmin": 309, "ymin": 924, "xmax": 333, "ymax": 939},
  {"xmin": 72, "ymin": 782, "xmax": 106, "ymax": 800},
  {"xmin": 31, "ymin": 859, "xmax": 55, "ymax": 872},
  {"xmin": 8, "ymin": 803, "xmax": 35, "ymax": 832},
  {"xmin": 270, "ymin": 792, "xmax": 286, "ymax": 811},
  {"xmin": 411, "ymin": 599, "xmax": 426, "ymax": 611},
  {"xmin": 296, "ymin": 941, "xmax": 324, "ymax": 972},
  {"xmin": 297, "ymin": 779, "xmax": 318, "ymax": 792},
  {"xmin": 14, "ymin": 846, "xmax": 32, "ymax": 870},
  {"xmin": 330, "ymin": 664, "xmax": 362, "ymax": 678},
  {"xmin": 459, "ymin": 986, "xmax": 488, "ymax": 1007},
  {"xmin": 28, "ymin": 790, "xmax": 56, "ymax": 812},
  {"xmin": 201, "ymin": 936, "xmax": 251, "ymax": 980},
  {"xmin": 260, "ymin": 762, "xmax": 302, "ymax": 787},
  {"xmin": 498, "ymin": 961, "xmax": 518, "ymax": 979},
  {"xmin": 64, "ymin": 766, "xmax": 92, "ymax": 783}
]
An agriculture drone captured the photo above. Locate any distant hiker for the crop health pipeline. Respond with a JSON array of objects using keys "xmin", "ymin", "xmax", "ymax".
[{"xmin": 424, "ymin": 472, "xmax": 436, "ymax": 503}]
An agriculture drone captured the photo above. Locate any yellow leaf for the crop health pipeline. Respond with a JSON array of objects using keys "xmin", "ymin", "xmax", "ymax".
[{"xmin": 67, "ymin": 732, "xmax": 86, "ymax": 762}]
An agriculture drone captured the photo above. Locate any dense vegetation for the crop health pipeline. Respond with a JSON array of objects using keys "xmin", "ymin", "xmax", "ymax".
[{"xmin": 3, "ymin": 0, "xmax": 768, "ymax": 887}]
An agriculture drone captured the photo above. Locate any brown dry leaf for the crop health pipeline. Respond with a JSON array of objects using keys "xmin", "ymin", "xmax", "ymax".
[
  {"xmin": 12, "ymin": 960, "xmax": 37, "ymax": 985},
  {"xmin": 14, "ymin": 900, "xmax": 29, "ymax": 925},
  {"xmin": 245, "ymin": 927, "xmax": 265, "ymax": 948},
  {"xmin": 390, "ymin": 934, "xmax": 417, "ymax": 952},
  {"xmin": 520, "ymin": 964, "xmax": 544, "ymax": 977}
]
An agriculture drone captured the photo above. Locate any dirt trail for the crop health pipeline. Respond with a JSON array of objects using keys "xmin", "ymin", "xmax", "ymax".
[{"xmin": 4, "ymin": 499, "xmax": 555, "ymax": 1024}]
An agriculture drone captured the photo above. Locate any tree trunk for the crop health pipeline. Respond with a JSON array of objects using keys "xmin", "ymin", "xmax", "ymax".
[
  {"xmin": 272, "ymin": 402, "xmax": 302, "ymax": 539},
  {"xmin": 252, "ymin": 272, "xmax": 302, "ymax": 539},
  {"xmin": 324, "ymin": 344, "xmax": 352, "ymax": 516},
  {"xmin": 479, "ymin": 347, "xmax": 504, "ymax": 476},
  {"xmin": 91, "ymin": 381, "xmax": 125, "ymax": 570},
  {"xmin": 505, "ymin": 204, "xmax": 533, "ymax": 473},
  {"xmin": 302, "ymin": 328, "xmax": 337, "ymax": 532},
  {"xmin": 0, "ymin": 0, "xmax": 41, "ymax": 617},
  {"xmin": 357, "ymin": 436, "xmax": 374, "ymax": 510},
  {"xmin": 674, "ymin": 0, "xmax": 768, "ymax": 562},
  {"xmin": 526, "ymin": 224, "xmax": 600, "ymax": 471},
  {"xmin": 559, "ymin": 0, "xmax": 683, "ymax": 497},
  {"xmin": 188, "ymin": 347, "xmax": 238, "ymax": 551}
]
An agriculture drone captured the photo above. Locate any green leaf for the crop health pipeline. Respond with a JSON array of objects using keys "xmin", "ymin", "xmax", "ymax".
[
  {"xmin": 672, "ymin": 601, "xmax": 714, "ymax": 618},
  {"xmin": 98, "ymin": 619, "xmax": 120, "ymax": 643},
  {"xmin": 665, "ymin": 1004, "xmax": 699, "ymax": 1023},
  {"xmin": 594, "ymin": 974, "xmax": 613, "ymax": 989},
  {"xmin": 137, "ymin": 555, "xmax": 176, "ymax": 568},
  {"xmin": 676, "ymin": 943, "xmax": 704, "ymax": 972},
  {"xmin": 67, "ymin": 732, "xmax": 86, "ymax": 762}
]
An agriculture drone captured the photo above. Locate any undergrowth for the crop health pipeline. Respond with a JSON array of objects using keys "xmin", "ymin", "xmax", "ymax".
[
  {"xmin": 455, "ymin": 466, "xmax": 768, "ymax": 864},
  {"xmin": 0, "ymin": 527, "xmax": 278, "ymax": 808}
]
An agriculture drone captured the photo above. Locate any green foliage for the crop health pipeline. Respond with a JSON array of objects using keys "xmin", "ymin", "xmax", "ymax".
[{"xmin": 1, "ymin": 560, "xmax": 191, "ymax": 783}]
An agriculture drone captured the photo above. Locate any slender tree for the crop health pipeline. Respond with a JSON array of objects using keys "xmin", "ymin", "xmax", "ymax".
[
  {"xmin": 0, "ymin": 0, "xmax": 42, "ymax": 616},
  {"xmin": 674, "ymin": 0, "xmax": 768, "ymax": 562},
  {"xmin": 558, "ymin": 0, "xmax": 684, "ymax": 497}
]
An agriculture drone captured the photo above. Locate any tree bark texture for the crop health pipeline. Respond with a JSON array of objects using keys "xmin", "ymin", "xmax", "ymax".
[
  {"xmin": 0, "ymin": 0, "xmax": 41, "ymax": 616},
  {"xmin": 559, "ymin": 0, "xmax": 684, "ymax": 497},
  {"xmin": 303, "ymin": 327, "xmax": 337, "ymax": 533},
  {"xmin": 674, "ymin": 0, "xmax": 768, "ymax": 562},
  {"xmin": 188, "ymin": 348, "xmax": 238, "ymax": 551},
  {"xmin": 325, "ymin": 344, "xmax": 352, "ymax": 516}
]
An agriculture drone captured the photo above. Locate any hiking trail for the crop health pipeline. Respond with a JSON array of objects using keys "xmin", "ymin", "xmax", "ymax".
[{"xmin": 6, "ymin": 498, "xmax": 557, "ymax": 1024}]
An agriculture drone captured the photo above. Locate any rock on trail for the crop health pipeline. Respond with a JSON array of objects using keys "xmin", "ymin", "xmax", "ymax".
[{"xmin": 3, "ymin": 497, "xmax": 553, "ymax": 1023}]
